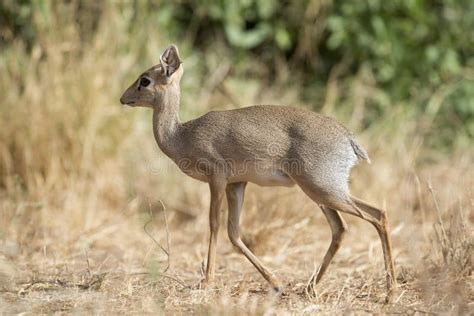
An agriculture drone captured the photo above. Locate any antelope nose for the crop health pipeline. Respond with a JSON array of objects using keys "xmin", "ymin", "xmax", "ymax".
[{"xmin": 120, "ymin": 96, "xmax": 126, "ymax": 105}]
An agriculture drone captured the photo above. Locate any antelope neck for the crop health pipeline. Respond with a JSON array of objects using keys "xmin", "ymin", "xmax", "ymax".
[{"xmin": 152, "ymin": 84, "xmax": 182, "ymax": 158}]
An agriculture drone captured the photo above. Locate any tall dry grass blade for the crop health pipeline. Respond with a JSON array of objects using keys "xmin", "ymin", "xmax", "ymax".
[{"xmin": 144, "ymin": 199, "xmax": 170, "ymax": 272}]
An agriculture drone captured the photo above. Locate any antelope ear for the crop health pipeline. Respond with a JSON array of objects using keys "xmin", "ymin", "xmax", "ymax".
[{"xmin": 160, "ymin": 44, "xmax": 182, "ymax": 77}]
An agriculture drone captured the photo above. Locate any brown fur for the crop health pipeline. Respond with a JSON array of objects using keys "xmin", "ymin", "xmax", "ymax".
[{"xmin": 120, "ymin": 44, "xmax": 397, "ymax": 298}]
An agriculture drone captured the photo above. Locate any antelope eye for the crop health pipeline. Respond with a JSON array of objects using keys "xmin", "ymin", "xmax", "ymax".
[{"xmin": 139, "ymin": 77, "xmax": 151, "ymax": 87}]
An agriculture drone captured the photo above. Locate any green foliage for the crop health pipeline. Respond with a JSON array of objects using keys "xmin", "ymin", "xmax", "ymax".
[
  {"xmin": 0, "ymin": 0, "xmax": 473, "ymax": 149},
  {"xmin": 325, "ymin": 0, "xmax": 474, "ymax": 144},
  {"xmin": 159, "ymin": 1, "xmax": 295, "ymax": 50},
  {"xmin": 0, "ymin": 0, "xmax": 36, "ymax": 48},
  {"xmin": 327, "ymin": 1, "xmax": 473, "ymax": 92},
  {"xmin": 158, "ymin": 0, "xmax": 474, "ymax": 146}
]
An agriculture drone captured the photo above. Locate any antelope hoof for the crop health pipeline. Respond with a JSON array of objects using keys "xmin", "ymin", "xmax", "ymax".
[
  {"xmin": 384, "ymin": 286, "xmax": 399, "ymax": 304},
  {"xmin": 197, "ymin": 278, "xmax": 213, "ymax": 290},
  {"xmin": 269, "ymin": 277, "xmax": 284, "ymax": 294}
]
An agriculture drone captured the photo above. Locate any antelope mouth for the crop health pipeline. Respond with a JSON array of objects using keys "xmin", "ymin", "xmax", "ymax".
[{"xmin": 120, "ymin": 98, "xmax": 135, "ymax": 106}]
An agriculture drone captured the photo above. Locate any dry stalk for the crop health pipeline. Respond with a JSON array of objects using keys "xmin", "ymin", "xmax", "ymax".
[
  {"xmin": 145, "ymin": 199, "xmax": 171, "ymax": 272},
  {"xmin": 415, "ymin": 174, "xmax": 428, "ymax": 242},
  {"xmin": 427, "ymin": 181, "xmax": 447, "ymax": 239},
  {"xmin": 428, "ymin": 180, "xmax": 473, "ymax": 277},
  {"xmin": 140, "ymin": 199, "xmax": 189, "ymax": 288},
  {"xmin": 85, "ymin": 250, "xmax": 91, "ymax": 276}
]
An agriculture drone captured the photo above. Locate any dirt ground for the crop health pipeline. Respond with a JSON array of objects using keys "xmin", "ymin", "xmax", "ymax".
[
  {"xmin": 1, "ymin": 169, "xmax": 472, "ymax": 314},
  {"xmin": 1, "ymin": 2, "xmax": 473, "ymax": 314}
]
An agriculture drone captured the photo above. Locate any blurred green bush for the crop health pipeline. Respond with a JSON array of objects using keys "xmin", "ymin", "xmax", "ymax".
[{"xmin": 1, "ymin": 0, "xmax": 473, "ymax": 148}]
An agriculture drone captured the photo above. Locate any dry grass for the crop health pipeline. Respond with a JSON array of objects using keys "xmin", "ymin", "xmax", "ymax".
[{"xmin": 1, "ymin": 4, "xmax": 473, "ymax": 314}]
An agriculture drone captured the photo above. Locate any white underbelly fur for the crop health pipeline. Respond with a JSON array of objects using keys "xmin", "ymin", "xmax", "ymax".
[
  {"xmin": 229, "ymin": 169, "xmax": 295, "ymax": 187},
  {"xmin": 177, "ymin": 162, "xmax": 295, "ymax": 187}
]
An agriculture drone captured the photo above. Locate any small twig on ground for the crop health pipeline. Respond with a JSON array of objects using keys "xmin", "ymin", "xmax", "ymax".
[
  {"xmin": 85, "ymin": 250, "xmax": 91, "ymax": 276},
  {"xmin": 336, "ymin": 278, "xmax": 348, "ymax": 303},
  {"xmin": 18, "ymin": 273, "xmax": 108, "ymax": 294},
  {"xmin": 134, "ymin": 271, "xmax": 186, "ymax": 288}
]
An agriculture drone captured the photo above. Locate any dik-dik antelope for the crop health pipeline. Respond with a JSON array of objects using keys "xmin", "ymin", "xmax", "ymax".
[{"xmin": 120, "ymin": 44, "xmax": 397, "ymax": 298}]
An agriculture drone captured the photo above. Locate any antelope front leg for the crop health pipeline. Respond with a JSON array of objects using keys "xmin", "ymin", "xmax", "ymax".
[{"xmin": 202, "ymin": 176, "xmax": 226, "ymax": 287}]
